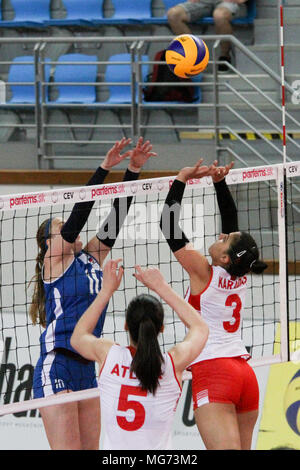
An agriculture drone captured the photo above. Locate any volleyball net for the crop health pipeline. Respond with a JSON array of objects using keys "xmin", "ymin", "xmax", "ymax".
[{"xmin": 0, "ymin": 162, "xmax": 299, "ymax": 416}]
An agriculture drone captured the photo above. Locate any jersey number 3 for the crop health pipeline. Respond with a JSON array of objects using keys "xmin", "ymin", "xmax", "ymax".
[
  {"xmin": 223, "ymin": 294, "xmax": 242, "ymax": 333},
  {"xmin": 117, "ymin": 385, "xmax": 147, "ymax": 431}
]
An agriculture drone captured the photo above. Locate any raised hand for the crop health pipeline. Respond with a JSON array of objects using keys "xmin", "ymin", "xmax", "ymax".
[
  {"xmin": 101, "ymin": 138, "xmax": 132, "ymax": 170},
  {"xmin": 177, "ymin": 158, "xmax": 212, "ymax": 184},
  {"xmin": 128, "ymin": 137, "xmax": 158, "ymax": 172},
  {"xmin": 102, "ymin": 259, "xmax": 124, "ymax": 295},
  {"xmin": 133, "ymin": 265, "xmax": 167, "ymax": 294},
  {"xmin": 210, "ymin": 160, "xmax": 234, "ymax": 183}
]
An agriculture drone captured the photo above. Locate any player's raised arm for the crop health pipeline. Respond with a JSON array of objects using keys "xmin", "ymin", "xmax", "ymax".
[
  {"xmin": 210, "ymin": 160, "xmax": 238, "ymax": 234},
  {"xmin": 159, "ymin": 159, "xmax": 212, "ymax": 282},
  {"xmin": 60, "ymin": 138, "xmax": 133, "ymax": 249},
  {"xmin": 85, "ymin": 137, "xmax": 158, "ymax": 267}
]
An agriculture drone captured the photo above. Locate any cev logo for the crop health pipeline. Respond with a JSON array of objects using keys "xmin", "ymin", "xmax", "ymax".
[{"xmin": 288, "ymin": 165, "xmax": 298, "ymax": 174}]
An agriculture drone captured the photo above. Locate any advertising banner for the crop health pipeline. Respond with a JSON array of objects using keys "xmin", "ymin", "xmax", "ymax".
[
  {"xmin": 256, "ymin": 322, "xmax": 300, "ymax": 450},
  {"xmin": 0, "ymin": 314, "xmax": 298, "ymax": 450}
]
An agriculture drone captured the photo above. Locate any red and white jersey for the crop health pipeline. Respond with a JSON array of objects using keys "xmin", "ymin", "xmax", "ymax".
[
  {"xmin": 185, "ymin": 265, "xmax": 250, "ymax": 366},
  {"xmin": 98, "ymin": 344, "xmax": 182, "ymax": 450}
]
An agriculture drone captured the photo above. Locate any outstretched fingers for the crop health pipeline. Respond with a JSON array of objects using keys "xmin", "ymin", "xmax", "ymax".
[
  {"xmin": 104, "ymin": 259, "xmax": 124, "ymax": 284},
  {"xmin": 194, "ymin": 158, "xmax": 204, "ymax": 170},
  {"xmin": 133, "ymin": 265, "xmax": 143, "ymax": 281},
  {"xmin": 136, "ymin": 138, "xmax": 158, "ymax": 158}
]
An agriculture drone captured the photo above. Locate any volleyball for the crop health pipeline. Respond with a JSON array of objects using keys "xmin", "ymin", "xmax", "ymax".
[
  {"xmin": 284, "ymin": 369, "xmax": 300, "ymax": 436},
  {"xmin": 165, "ymin": 34, "xmax": 209, "ymax": 79}
]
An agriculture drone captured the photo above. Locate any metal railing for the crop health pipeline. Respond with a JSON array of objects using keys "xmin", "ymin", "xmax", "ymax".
[{"xmin": 0, "ymin": 35, "xmax": 298, "ymax": 169}]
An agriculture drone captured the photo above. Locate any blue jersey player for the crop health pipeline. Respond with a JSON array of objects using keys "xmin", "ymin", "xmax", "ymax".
[{"xmin": 30, "ymin": 137, "xmax": 157, "ymax": 450}]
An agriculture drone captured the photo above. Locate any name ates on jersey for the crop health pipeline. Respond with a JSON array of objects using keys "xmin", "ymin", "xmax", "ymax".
[{"xmin": 111, "ymin": 363, "xmax": 137, "ymax": 380}]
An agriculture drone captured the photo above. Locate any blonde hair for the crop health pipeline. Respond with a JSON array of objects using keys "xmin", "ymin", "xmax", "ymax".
[{"xmin": 28, "ymin": 218, "xmax": 52, "ymax": 327}]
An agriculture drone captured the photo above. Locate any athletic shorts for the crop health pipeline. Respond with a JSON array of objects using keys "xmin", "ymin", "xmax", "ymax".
[
  {"xmin": 33, "ymin": 349, "xmax": 97, "ymax": 399},
  {"xmin": 178, "ymin": 1, "xmax": 247, "ymax": 23},
  {"xmin": 190, "ymin": 356, "xmax": 259, "ymax": 413}
]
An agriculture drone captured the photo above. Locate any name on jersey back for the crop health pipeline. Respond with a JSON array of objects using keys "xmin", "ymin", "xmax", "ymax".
[{"xmin": 218, "ymin": 276, "xmax": 247, "ymax": 290}]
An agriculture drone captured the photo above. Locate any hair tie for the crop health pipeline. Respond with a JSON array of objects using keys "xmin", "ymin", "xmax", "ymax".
[{"xmin": 249, "ymin": 259, "xmax": 257, "ymax": 269}]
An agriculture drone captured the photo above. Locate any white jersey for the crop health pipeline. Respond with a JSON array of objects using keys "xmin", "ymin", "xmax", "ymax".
[
  {"xmin": 185, "ymin": 265, "xmax": 250, "ymax": 365},
  {"xmin": 98, "ymin": 344, "xmax": 181, "ymax": 450}
]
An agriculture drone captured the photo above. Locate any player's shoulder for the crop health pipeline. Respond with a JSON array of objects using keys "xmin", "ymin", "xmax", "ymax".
[{"xmin": 106, "ymin": 343, "xmax": 129, "ymax": 358}]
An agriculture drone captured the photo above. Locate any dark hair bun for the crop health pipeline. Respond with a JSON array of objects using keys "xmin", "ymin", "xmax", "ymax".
[
  {"xmin": 226, "ymin": 263, "xmax": 248, "ymax": 278},
  {"xmin": 250, "ymin": 260, "xmax": 268, "ymax": 274},
  {"xmin": 226, "ymin": 232, "xmax": 267, "ymax": 277}
]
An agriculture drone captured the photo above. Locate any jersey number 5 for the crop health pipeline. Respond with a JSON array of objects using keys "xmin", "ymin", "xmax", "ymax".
[
  {"xmin": 117, "ymin": 385, "xmax": 147, "ymax": 431},
  {"xmin": 223, "ymin": 294, "xmax": 242, "ymax": 333}
]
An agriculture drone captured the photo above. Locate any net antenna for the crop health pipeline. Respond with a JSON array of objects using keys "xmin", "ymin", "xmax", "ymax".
[
  {"xmin": 0, "ymin": 164, "xmax": 298, "ymax": 417},
  {"xmin": 278, "ymin": 0, "xmax": 291, "ymax": 361},
  {"xmin": 279, "ymin": 1, "xmax": 287, "ymax": 165}
]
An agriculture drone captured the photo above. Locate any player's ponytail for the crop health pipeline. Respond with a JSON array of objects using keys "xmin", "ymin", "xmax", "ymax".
[
  {"xmin": 28, "ymin": 218, "xmax": 51, "ymax": 327},
  {"xmin": 226, "ymin": 232, "xmax": 268, "ymax": 277},
  {"xmin": 249, "ymin": 259, "xmax": 268, "ymax": 275},
  {"xmin": 126, "ymin": 294, "xmax": 164, "ymax": 395}
]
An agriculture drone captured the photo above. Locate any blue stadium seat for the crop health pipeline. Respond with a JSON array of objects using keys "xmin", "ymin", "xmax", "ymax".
[
  {"xmin": 6, "ymin": 56, "xmax": 51, "ymax": 105},
  {"xmin": 162, "ymin": 0, "xmax": 182, "ymax": 10},
  {"xmin": 232, "ymin": 0, "xmax": 256, "ymax": 25},
  {"xmin": 100, "ymin": 53, "xmax": 200, "ymax": 107},
  {"xmin": 0, "ymin": 0, "xmax": 50, "ymax": 28},
  {"xmin": 49, "ymin": 54, "xmax": 98, "ymax": 104},
  {"xmin": 45, "ymin": 0, "xmax": 103, "ymax": 26},
  {"xmin": 92, "ymin": 0, "xmax": 152, "ymax": 25},
  {"xmin": 151, "ymin": 0, "xmax": 181, "ymax": 22},
  {"xmin": 102, "ymin": 54, "xmax": 149, "ymax": 104}
]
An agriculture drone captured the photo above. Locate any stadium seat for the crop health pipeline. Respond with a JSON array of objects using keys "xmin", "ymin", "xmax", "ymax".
[
  {"xmin": 101, "ymin": 54, "xmax": 149, "ymax": 105},
  {"xmin": 0, "ymin": 0, "xmax": 50, "ymax": 28},
  {"xmin": 148, "ymin": 0, "xmax": 181, "ymax": 23},
  {"xmin": 92, "ymin": 0, "xmax": 152, "ymax": 25},
  {"xmin": 232, "ymin": 0, "xmax": 256, "ymax": 25},
  {"xmin": 48, "ymin": 54, "xmax": 98, "ymax": 104},
  {"xmin": 44, "ymin": 0, "xmax": 103, "ymax": 26},
  {"xmin": 6, "ymin": 56, "xmax": 51, "ymax": 105}
]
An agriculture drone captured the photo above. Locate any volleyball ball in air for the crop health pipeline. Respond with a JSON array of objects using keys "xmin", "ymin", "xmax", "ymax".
[
  {"xmin": 284, "ymin": 369, "xmax": 300, "ymax": 436},
  {"xmin": 165, "ymin": 34, "xmax": 209, "ymax": 79}
]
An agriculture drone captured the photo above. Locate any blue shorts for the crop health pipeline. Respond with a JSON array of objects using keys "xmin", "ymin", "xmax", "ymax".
[{"xmin": 33, "ymin": 349, "xmax": 97, "ymax": 399}]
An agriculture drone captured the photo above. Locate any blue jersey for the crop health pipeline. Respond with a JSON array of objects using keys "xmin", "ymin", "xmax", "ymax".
[{"xmin": 40, "ymin": 251, "xmax": 107, "ymax": 355}]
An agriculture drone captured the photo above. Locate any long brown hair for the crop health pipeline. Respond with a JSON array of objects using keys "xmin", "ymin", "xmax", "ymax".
[
  {"xmin": 126, "ymin": 294, "xmax": 164, "ymax": 395},
  {"xmin": 28, "ymin": 218, "xmax": 52, "ymax": 327}
]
